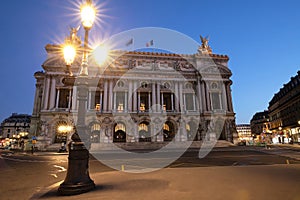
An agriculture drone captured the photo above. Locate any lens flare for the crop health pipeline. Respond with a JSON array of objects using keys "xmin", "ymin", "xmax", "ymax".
[
  {"xmin": 81, "ymin": 3, "xmax": 96, "ymax": 29},
  {"xmin": 63, "ymin": 44, "xmax": 76, "ymax": 65},
  {"xmin": 93, "ymin": 44, "xmax": 109, "ymax": 65}
]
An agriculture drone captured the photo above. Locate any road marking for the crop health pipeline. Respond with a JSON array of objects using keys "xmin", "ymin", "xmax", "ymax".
[{"xmin": 1, "ymin": 156, "xmax": 51, "ymax": 163}]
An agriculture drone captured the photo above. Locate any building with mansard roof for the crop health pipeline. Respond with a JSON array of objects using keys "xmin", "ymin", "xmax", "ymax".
[
  {"xmin": 268, "ymin": 71, "xmax": 300, "ymax": 143},
  {"xmin": 29, "ymin": 40, "xmax": 238, "ymax": 148},
  {"xmin": 1, "ymin": 113, "xmax": 31, "ymax": 139}
]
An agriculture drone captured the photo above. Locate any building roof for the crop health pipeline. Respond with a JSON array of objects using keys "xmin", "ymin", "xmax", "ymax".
[
  {"xmin": 250, "ymin": 110, "xmax": 269, "ymax": 122},
  {"xmin": 2, "ymin": 113, "xmax": 31, "ymax": 124},
  {"xmin": 269, "ymin": 71, "xmax": 300, "ymax": 107}
]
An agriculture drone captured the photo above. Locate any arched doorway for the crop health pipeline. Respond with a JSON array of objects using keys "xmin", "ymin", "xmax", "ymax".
[
  {"xmin": 54, "ymin": 121, "xmax": 73, "ymax": 143},
  {"xmin": 186, "ymin": 121, "xmax": 198, "ymax": 141},
  {"xmin": 90, "ymin": 123, "xmax": 101, "ymax": 143},
  {"xmin": 163, "ymin": 121, "xmax": 175, "ymax": 142},
  {"xmin": 113, "ymin": 122, "xmax": 126, "ymax": 143},
  {"xmin": 139, "ymin": 121, "xmax": 151, "ymax": 142}
]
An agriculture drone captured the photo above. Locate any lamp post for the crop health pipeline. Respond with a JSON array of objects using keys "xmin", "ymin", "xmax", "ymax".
[{"xmin": 58, "ymin": 0, "xmax": 96, "ymax": 195}]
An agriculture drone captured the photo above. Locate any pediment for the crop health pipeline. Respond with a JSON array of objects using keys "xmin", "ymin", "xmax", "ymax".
[{"xmin": 200, "ymin": 65, "xmax": 232, "ymax": 76}]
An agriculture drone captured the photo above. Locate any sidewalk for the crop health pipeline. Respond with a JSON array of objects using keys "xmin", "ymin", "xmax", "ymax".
[
  {"xmin": 268, "ymin": 143, "xmax": 300, "ymax": 149},
  {"xmin": 30, "ymin": 164, "xmax": 300, "ymax": 200}
]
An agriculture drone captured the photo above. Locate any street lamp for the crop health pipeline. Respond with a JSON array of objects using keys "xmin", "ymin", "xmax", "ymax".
[{"xmin": 58, "ymin": 0, "xmax": 96, "ymax": 195}]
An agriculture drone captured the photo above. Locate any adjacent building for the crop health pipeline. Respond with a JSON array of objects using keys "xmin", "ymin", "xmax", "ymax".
[
  {"xmin": 0, "ymin": 113, "xmax": 31, "ymax": 148},
  {"xmin": 236, "ymin": 124, "xmax": 252, "ymax": 142},
  {"xmin": 268, "ymin": 71, "xmax": 300, "ymax": 144},
  {"xmin": 1, "ymin": 113, "xmax": 31, "ymax": 139},
  {"xmin": 250, "ymin": 110, "xmax": 270, "ymax": 136},
  {"xmin": 29, "ymin": 37, "xmax": 238, "ymax": 147}
]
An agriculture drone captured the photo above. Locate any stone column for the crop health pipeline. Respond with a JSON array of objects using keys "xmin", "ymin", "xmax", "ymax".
[
  {"xmin": 152, "ymin": 82, "xmax": 156, "ymax": 112},
  {"xmin": 113, "ymin": 92, "xmax": 117, "ymax": 111},
  {"xmin": 227, "ymin": 83, "xmax": 234, "ymax": 112},
  {"xmin": 103, "ymin": 80, "xmax": 108, "ymax": 112},
  {"xmin": 133, "ymin": 81, "xmax": 137, "ymax": 111},
  {"xmin": 42, "ymin": 77, "xmax": 50, "ymax": 110},
  {"xmin": 55, "ymin": 89, "xmax": 60, "ymax": 109},
  {"xmin": 108, "ymin": 80, "xmax": 113, "ymax": 111},
  {"xmin": 193, "ymin": 94, "xmax": 196, "ymax": 111},
  {"xmin": 148, "ymin": 91, "xmax": 151, "ymax": 111},
  {"xmin": 156, "ymin": 83, "xmax": 161, "ymax": 111},
  {"xmin": 197, "ymin": 80, "xmax": 203, "ymax": 112},
  {"xmin": 32, "ymin": 84, "xmax": 40, "ymax": 115},
  {"xmin": 174, "ymin": 82, "xmax": 179, "ymax": 112},
  {"xmin": 88, "ymin": 90, "xmax": 92, "ymax": 110},
  {"xmin": 68, "ymin": 89, "xmax": 72, "ymax": 110},
  {"xmin": 171, "ymin": 93, "xmax": 174, "ymax": 111},
  {"xmin": 71, "ymin": 86, "xmax": 77, "ymax": 111},
  {"xmin": 100, "ymin": 91, "xmax": 103, "ymax": 112},
  {"xmin": 138, "ymin": 92, "xmax": 140, "ymax": 111},
  {"xmin": 222, "ymin": 83, "xmax": 228, "ymax": 111},
  {"xmin": 125, "ymin": 92, "xmax": 128, "ymax": 112},
  {"xmin": 128, "ymin": 80, "xmax": 133, "ymax": 111},
  {"xmin": 49, "ymin": 77, "xmax": 56, "ymax": 110},
  {"xmin": 161, "ymin": 92, "xmax": 164, "ymax": 111},
  {"xmin": 179, "ymin": 82, "xmax": 184, "ymax": 112}
]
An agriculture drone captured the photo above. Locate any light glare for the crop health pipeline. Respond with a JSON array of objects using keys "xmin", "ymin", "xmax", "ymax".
[
  {"xmin": 93, "ymin": 45, "xmax": 109, "ymax": 65},
  {"xmin": 81, "ymin": 4, "xmax": 96, "ymax": 29},
  {"xmin": 63, "ymin": 44, "xmax": 76, "ymax": 65}
]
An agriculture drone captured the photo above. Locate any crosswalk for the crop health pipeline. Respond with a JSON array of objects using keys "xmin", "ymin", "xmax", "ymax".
[{"xmin": 257, "ymin": 146, "xmax": 300, "ymax": 161}]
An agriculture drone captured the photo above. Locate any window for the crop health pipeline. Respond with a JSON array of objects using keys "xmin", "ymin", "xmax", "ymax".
[
  {"xmin": 185, "ymin": 93, "xmax": 194, "ymax": 110},
  {"xmin": 58, "ymin": 89, "xmax": 70, "ymax": 108},
  {"xmin": 211, "ymin": 92, "xmax": 221, "ymax": 110},
  {"xmin": 116, "ymin": 92, "xmax": 125, "ymax": 112},
  {"xmin": 163, "ymin": 93, "xmax": 173, "ymax": 111},
  {"xmin": 140, "ymin": 92, "xmax": 150, "ymax": 111}
]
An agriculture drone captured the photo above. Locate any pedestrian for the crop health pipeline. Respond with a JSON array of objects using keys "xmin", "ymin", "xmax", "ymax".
[{"xmin": 31, "ymin": 145, "xmax": 34, "ymax": 154}]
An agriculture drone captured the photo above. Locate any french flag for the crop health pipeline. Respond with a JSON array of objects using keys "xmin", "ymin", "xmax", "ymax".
[{"xmin": 146, "ymin": 40, "xmax": 154, "ymax": 47}]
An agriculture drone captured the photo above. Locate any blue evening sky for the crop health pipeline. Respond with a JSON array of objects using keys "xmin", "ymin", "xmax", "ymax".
[{"xmin": 0, "ymin": 0, "xmax": 299, "ymax": 124}]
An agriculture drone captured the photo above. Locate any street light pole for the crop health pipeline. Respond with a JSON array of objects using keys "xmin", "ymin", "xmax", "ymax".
[{"xmin": 58, "ymin": 0, "xmax": 96, "ymax": 195}]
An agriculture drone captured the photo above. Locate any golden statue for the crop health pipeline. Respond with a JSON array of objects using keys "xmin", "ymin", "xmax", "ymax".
[
  {"xmin": 69, "ymin": 26, "xmax": 81, "ymax": 46},
  {"xmin": 198, "ymin": 35, "xmax": 212, "ymax": 54}
]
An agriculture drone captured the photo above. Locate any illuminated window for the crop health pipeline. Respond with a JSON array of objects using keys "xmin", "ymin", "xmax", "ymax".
[
  {"xmin": 95, "ymin": 104, "xmax": 101, "ymax": 111},
  {"xmin": 186, "ymin": 123, "xmax": 190, "ymax": 132},
  {"xmin": 115, "ymin": 123, "xmax": 126, "ymax": 132},
  {"xmin": 91, "ymin": 123, "xmax": 101, "ymax": 131},
  {"xmin": 139, "ymin": 123, "xmax": 148, "ymax": 132},
  {"xmin": 163, "ymin": 123, "xmax": 170, "ymax": 131}
]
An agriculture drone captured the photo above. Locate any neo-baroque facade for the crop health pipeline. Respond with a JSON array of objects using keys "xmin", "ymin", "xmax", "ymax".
[{"xmin": 30, "ymin": 40, "xmax": 238, "ymax": 147}]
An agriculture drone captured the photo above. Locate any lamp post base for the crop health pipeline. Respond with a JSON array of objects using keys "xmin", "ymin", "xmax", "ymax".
[{"xmin": 58, "ymin": 142, "xmax": 95, "ymax": 196}]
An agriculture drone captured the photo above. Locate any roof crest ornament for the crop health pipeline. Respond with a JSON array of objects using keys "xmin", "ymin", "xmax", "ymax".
[{"xmin": 198, "ymin": 35, "xmax": 212, "ymax": 54}]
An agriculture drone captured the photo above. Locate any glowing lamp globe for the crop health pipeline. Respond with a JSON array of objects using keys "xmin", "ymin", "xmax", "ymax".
[
  {"xmin": 63, "ymin": 44, "xmax": 76, "ymax": 66},
  {"xmin": 81, "ymin": 2, "xmax": 96, "ymax": 29}
]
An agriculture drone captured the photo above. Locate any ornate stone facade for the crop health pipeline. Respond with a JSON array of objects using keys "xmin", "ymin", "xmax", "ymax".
[
  {"xmin": 268, "ymin": 71, "xmax": 300, "ymax": 143},
  {"xmin": 30, "ymin": 42, "xmax": 237, "ymax": 146}
]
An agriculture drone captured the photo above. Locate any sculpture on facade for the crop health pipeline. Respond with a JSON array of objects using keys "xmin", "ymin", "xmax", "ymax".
[
  {"xmin": 69, "ymin": 26, "xmax": 81, "ymax": 46},
  {"xmin": 198, "ymin": 35, "xmax": 212, "ymax": 54}
]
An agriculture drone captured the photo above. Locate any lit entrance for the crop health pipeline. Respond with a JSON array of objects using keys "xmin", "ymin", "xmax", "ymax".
[
  {"xmin": 139, "ymin": 121, "xmax": 151, "ymax": 142},
  {"xmin": 113, "ymin": 122, "xmax": 126, "ymax": 143},
  {"xmin": 163, "ymin": 121, "xmax": 175, "ymax": 141}
]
